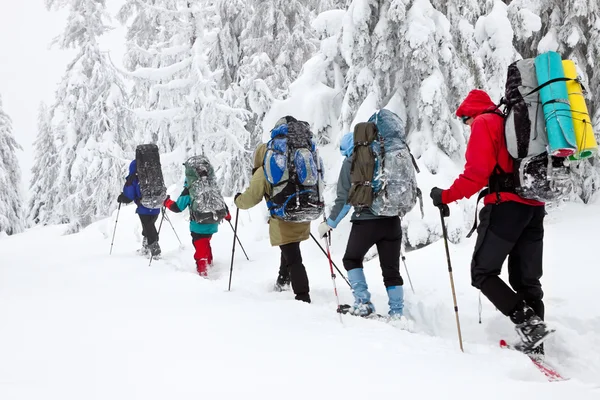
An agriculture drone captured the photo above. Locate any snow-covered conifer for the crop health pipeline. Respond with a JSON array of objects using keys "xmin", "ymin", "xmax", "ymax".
[
  {"xmin": 28, "ymin": 103, "xmax": 58, "ymax": 225},
  {"xmin": 0, "ymin": 94, "xmax": 24, "ymax": 235},
  {"xmin": 46, "ymin": 0, "xmax": 132, "ymax": 230}
]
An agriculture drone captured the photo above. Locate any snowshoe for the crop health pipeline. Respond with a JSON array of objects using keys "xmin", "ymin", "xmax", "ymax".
[
  {"xmin": 338, "ymin": 303, "xmax": 377, "ymax": 317},
  {"xmin": 387, "ymin": 314, "xmax": 414, "ymax": 331},
  {"xmin": 273, "ymin": 275, "xmax": 291, "ymax": 292},
  {"xmin": 514, "ymin": 315, "xmax": 555, "ymax": 354}
]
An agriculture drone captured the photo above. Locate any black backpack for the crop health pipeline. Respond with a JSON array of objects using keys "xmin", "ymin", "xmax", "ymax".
[{"xmin": 135, "ymin": 144, "xmax": 167, "ymax": 209}]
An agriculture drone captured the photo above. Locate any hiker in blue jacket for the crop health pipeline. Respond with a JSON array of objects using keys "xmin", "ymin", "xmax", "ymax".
[
  {"xmin": 117, "ymin": 160, "xmax": 161, "ymax": 257},
  {"xmin": 318, "ymin": 131, "xmax": 405, "ymax": 319}
]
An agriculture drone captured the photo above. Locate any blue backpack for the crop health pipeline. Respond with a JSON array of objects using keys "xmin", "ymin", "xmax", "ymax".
[{"xmin": 263, "ymin": 116, "xmax": 324, "ymax": 222}]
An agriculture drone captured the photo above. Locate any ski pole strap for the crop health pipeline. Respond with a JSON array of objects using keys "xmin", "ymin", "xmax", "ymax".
[
  {"xmin": 416, "ymin": 187, "xmax": 424, "ymax": 218},
  {"xmin": 466, "ymin": 189, "xmax": 489, "ymax": 238}
]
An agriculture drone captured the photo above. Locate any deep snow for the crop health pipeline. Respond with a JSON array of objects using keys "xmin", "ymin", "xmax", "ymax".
[{"xmin": 1, "ymin": 195, "xmax": 599, "ymax": 399}]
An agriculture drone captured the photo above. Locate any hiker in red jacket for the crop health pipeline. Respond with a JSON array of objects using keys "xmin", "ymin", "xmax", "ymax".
[{"xmin": 429, "ymin": 89, "xmax": 552, "ymax": 354}]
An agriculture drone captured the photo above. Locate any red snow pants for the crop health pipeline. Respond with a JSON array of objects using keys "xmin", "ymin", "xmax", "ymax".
[{"xmin": 192, "ymin": 234, "xmax": 213, "ymax": 276}]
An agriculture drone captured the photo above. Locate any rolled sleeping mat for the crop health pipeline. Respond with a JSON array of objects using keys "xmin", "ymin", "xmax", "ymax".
[
  {"xmin": 534, "ymin": 51, "xmax": 577, "ymax": 157},
  {"xmin": 562, "ymin": 60, "xmax": 598, "ymax": 160}
]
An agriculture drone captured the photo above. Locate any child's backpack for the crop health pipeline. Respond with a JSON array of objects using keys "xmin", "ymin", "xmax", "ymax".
[
  {"xmin": 347, "ymin": 109, "xmax": 421, "ymax": 217},
  {"xmin": 263, "ymin": 116, "xmax": 324, "ymax": 222},
  {"xmin": 184, "ymin": 155, "xmax": 228, "ymax": 223},
  {"xmin": 135, "ymin": 144, "xmax": 167, "ymax": 209},
  {"xmin": 492, "ymin": 56, "xmax": 576, "ymax": 203}
]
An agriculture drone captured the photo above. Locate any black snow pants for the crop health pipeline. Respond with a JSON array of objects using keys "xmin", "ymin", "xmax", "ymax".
[
  {"xmin": 279, "ymin": 242, "xmax": 310, "ymax": 303},
  {"xmin": 342, "ymin": 217, "xmax": 403, "ymax": 288},
  {"xmin": 139, "ymin": 214, "xmax": 159, "ymax": 246},
  {"xmin": 471, "ymin": 202, "xmax": 545, "ymax": 319}
]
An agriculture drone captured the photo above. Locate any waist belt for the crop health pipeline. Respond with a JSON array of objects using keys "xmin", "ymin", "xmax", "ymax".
[{"xmin": 466, "ymin": 165, "xmax": 516, "ymax": 238}]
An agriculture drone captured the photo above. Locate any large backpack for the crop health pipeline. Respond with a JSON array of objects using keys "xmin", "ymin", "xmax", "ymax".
[
  {"xmin": 263, "ymin": 116, "xmax": 324, "ymax": 222},
  {"xmin": 135, "ymin": 144, "xmax": 167, "ymax": 209},
  {"xmin": 348, "ymin": 109, "xmax": 421, "ymax": 217},
  {"xmin": 490, "ymin": 58, "xmax": 574, "ymax": 203},
  {"xmin": 184, "ymin": 155, "xmax": 228, "ymax": 224}
]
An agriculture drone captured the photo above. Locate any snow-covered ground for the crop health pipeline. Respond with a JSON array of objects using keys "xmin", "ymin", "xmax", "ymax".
[{"xmin": 1, "ymin": 196, "xmax": 600, "ymax": 399}]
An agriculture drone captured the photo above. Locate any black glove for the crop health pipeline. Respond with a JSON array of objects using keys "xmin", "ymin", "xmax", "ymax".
[
  {"xmin": 430, "ymin": 187, "xmax": 450, "ymax": 217},
  {"xmin": 234, "ymin": 192, "xmax": 242, "ymax": 202},
  {"xmin": 117, "ymin": 193, "xmax": 131, "ymax": 204}
]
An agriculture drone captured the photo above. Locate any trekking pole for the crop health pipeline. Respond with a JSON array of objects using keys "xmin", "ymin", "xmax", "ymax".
[
  {"xmin": 401, "ymin": 252, "xmax": 415, "ymax": 294},
  {"xmin": 149, "ymin": 208, "xmax": 166, "ymax": 267},
  {"xmin": 478, "ymin": 291, "xmax": 483, "ymax": 324},
  {"xmin": 228, "ymin": 208, "xmax": 240, "ymax": 291},
  {"xmin": 323, "ymin": 230, "xmax": 343, "ymax": 324},
  {"xmin": 228, "ymin": 219, "xmax": 249, "ymax": 261},
  {"xmin": 109, "ymin": 203, "xmax": 121, "ymax": 255},
  {"xmin": 163, "ymin": 211, "xmax": 183, "ymax": 246},
  {"xmin": 439, "ymin": 207, "xmax": 464, "ymax": 352},
  {"xmin": 310, "ymin": 233, "xmax": 350, "ymax": 288}
]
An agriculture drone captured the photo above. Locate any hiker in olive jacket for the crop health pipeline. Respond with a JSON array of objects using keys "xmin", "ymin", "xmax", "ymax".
[{"xmin": 234, "ymin": 143, "xmax": 311, "ymax": 303}]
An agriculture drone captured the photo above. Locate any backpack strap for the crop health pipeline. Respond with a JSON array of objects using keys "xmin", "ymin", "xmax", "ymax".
[
  {"xmin": 405, "ymin": 143, "xmax": 420, "ymax": 174},
  {"xmin": 466, "ymin": 164, "xmax": 517, "ymax": 238},
  {"xmin": 466, "ymin": 189, "xmax": 489, "ymax": 238},
  {"xmin": 416, "ymin": 187, "xmax": 424, "ymax": 218},
  {"xmin": 521, "ymin": 77, "xmax": 574, "ymax": 100}
]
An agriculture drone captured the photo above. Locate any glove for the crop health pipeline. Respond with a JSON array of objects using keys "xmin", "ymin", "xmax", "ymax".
[
  {"xmin": 234, "ymin": 192, "xmax": 242, "ymax": 202},
  {"xmin": 224, "ymin": 212, "xmax": 232, "ymax": 221},
  {"xmin": 163, "ymin": 195, "xmax": 174, "ymax": 209},
  {"xmin": 318, "ymin": 221, "xmax": 333, "ymax": 238},
  {"xmin": 117, "ymin": 193, "xmax": 130, "ymax": 204},
  {"xmin": 430, "ymin": 187, "xmax": 450, "ymax": 217},
  {"xmin": 430, "ymin": 187, "xmax": 444, "ymax": 207}
]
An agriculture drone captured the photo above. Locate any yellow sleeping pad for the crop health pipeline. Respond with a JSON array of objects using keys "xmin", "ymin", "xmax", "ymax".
[{"xmin": 563, "ymin": 60, "xmax": 597, "ymax": 160}]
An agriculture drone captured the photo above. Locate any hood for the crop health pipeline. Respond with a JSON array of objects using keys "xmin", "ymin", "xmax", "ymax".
[
  {"xmin": 129, "ymin": 160, "xmax": 137, "ymax": 175},
  {"xmin": 340, "ymin": 132, "xmax": 354, "ymax": 157},
  {"xmin": 252, "ymin": 143, "xmax": 267, "ymax": 171},
  {"xmin": 456, "ymin": 89, "xmax": 497, "ymax": 119}
]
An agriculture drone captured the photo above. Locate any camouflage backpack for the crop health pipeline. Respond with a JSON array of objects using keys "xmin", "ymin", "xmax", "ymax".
[{"xmin": 184, "ymin": 155, "xmax": 228, "ymax": 223}]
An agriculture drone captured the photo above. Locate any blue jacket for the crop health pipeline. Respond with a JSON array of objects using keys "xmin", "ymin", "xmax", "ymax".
[
  {"xmin": 165, "ymin": 181, "xmax": 219, "ymax": 235},
  {"xmin": 123, "ymin": 160, "xmax": 160, "ymax": 216}
]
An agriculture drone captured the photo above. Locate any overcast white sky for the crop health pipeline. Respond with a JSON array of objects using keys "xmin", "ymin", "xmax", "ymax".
[{"xmin": 0, "ymin": 0, "xmax": 125, "ymax": 197}]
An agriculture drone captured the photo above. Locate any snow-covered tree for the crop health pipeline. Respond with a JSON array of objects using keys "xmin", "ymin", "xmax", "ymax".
[
  {"xmin": 239, "ymin": 0, "xmax": 318, "ymax": 143},
  {"xmin": 46, "ymin": 0, "xmax": 133, "ymax": 230},
  {"xmin": 0, "ymin": 94, "xmax": 24, "ymax": 235},
  {"xmin": 28, "ymin": 103, "xmax": 59, "ymax": 225},
  {"xmin": 474, "ymin": 0, "xmax": 520, "ymax": 100},
  {"xmin": 119, "ymin": 0, "xmax": 252, "ymax": 194}
]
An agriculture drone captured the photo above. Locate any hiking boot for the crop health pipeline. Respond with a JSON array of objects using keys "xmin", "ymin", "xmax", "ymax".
[
  {"xmin": 347, "ymin": 268, "xmax": 374, "ymax": 316},
  {"xmin": 273, "ymin": 274, "xmax": 291, "ymax": 292},
  {"xmin": 148, "ymin": 241, "xmax": 161, "ymax": 258},
  {"xmin": 136, "ymin": 237, "xmax": 149, "ymax": 255},
  {"xmin": 295, "ymin": 293, "xmax": 311, "ymax": 303},
  {"xmin": 514, "ymin": 315, "xmax": 554, "ymax": 353},
  {"xmin": 348, "ymin": 302, "xmax": 376, "ymax": 317},
  {"xmin": 529, "ymin": 343, "xmax": 545, "ymax": 359},
  {"xmin": 386, "ymin": 285, "xmax": 404, "ymax": 317},
  {"xmin": 510, "ymin": 301, "xmax": 554, "ymax": 353}
]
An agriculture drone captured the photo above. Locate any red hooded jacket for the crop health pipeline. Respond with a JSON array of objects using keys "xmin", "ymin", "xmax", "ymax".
[{"xmin": 442, "ymin": 90, "xmax": 543, "ymax": 206}]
